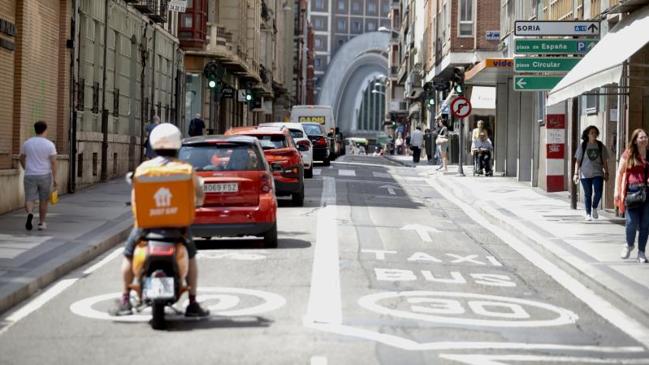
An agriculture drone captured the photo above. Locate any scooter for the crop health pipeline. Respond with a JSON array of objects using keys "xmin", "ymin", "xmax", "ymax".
[{"xmin": 130, "ymin": 229, "xmax": 190, "ymax": 330}]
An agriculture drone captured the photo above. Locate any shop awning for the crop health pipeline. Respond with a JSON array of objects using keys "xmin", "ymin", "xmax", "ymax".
[
  {"xmin": 464, "ymin": 58, "xmax": 514, "ymax": 86},
  {"xmin": 547, "ymin": 4, "xmax": 649, "ymax": 106},
  {"xmin": 470, "ymin": 86, "xmax": 496, "ymax": 115}
]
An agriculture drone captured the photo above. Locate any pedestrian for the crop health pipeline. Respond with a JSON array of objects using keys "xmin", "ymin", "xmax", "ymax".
[
  {"xmin": 19, "ymin": 121, "xmax": 57, "ymax": 231},
  {"xmin": 395, "ymin": 133, "xmax": 404, "ymax": 155},
  {"xmin": 188, "ymin": 113, "xmax": 206, "ymax": 137},
  {"xmin": 144, "ymin": 115, "xmax": 161, "ymax": 159},
  {"xmin": 424, "ymin": 128, "xmax": 434, "ymax": 164},
  {"xmin": 410, "ymin": 125, "xmax": 424, "ymax": 163},
  {"xmin": 435, "ymin": 118, "xmax": 449, "ymax": 172},
  {"xmin": 574, "ymin": 126, "xmax": 610, "ymax": 221},
  {"xmin": 614, "ymin": 128, "xmax": 649, "ymax": 263}
]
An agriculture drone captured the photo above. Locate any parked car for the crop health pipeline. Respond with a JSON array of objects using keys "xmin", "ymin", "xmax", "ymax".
[
  {"xmin": 301, "ymin": 122, "xmax": 331, "ymax": 166},
  {"xmin": 259, "ymin": 122, "xmax": 314, "ymax": 178},
  {"xmin": 225, "ymin": 126, "xmax": 305, "ymax": 206},
  {"xmin": 178, "ymin": 135, "xmax": 278, "ymax": 247}
]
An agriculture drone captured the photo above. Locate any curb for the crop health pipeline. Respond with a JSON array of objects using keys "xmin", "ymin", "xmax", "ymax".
[
  {"xmin": 428, "ymin": 174, "xmax": 649, "ymax": 322},
  {"xmin": 382, "ymin": 156, "xmax": 416, "ymax": 168},
  {"xmin": 0, "ymin": 217, "xmax": 132, "ymax": 315}
]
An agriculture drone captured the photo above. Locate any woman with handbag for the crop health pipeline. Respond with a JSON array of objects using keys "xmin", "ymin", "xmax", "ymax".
[
  {"xmin": 574, "ymin": 126, "xmax": 610, "ymax": 221},
  {"xmin": 435, "ymin": 118, "xmax": 449, "ymax": 172},
  {"xmin": 614, "ymin": 128, "xmax": 649, "ymax": 263}
]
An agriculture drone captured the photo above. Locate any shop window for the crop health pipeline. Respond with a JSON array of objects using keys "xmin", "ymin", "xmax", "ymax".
[{"xmin": 584, "ymin": 93, "xmax": 599, "ymax": 114}]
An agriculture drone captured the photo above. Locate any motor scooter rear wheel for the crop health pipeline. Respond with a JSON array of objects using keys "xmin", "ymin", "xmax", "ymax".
[{"xmin": 151, "ymin": 301, "xmax": 166, "ymax": 330}]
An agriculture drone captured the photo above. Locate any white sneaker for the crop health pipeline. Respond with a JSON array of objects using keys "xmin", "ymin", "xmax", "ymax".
[
  {"xmin": 638, "ymin": 251, "xmax": 647, "ymax": 263},
  {"xmin": 621, "ymin": 245, "xmax": 635, "ymax": 259},
  {"xmin": 592, "ymin": 208, "xmax": 599, "ymax": 219},
  {"xmin": 585, "ymin": 214, "xmax": 593, "ymax": 221},
  {"xmin": 37, "ymin": 222, "xmax": 47, "ymax": 231}
]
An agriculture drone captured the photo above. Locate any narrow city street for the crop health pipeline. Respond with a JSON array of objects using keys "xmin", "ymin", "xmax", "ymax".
[{"xmin": 1, "ymin": 156, "xmax": 648, "ymax": 365}]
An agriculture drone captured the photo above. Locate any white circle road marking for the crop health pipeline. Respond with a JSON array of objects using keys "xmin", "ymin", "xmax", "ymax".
[
  {"xmin": 358, "ymin": 291, "xmax": 578, "ymax": 327},
  {"xmin": 70, "ymin": 287, "xmax": 286, "ymax": 322},
  {"xmin": 196, "ymin": 252, "xmax": 267, "ymax": 261}
]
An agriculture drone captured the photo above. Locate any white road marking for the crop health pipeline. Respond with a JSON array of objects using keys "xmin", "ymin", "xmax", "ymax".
[
  {"xmin": 0, "ymin": 278, "xmax": 78, "ymax": 335},
  {"xmin": 332, "ymin": 161, "xmax": 398, "ymax": 168},
  {"xmin": 196, "ymin": 252, "xmax": 266, "ymax": 261},
  {"xmin": 373, "ymin": 172, "xmax": 391, "ymax": 179},
  {"xmin": 400, "ymin": 224, "xmax": 441, "ymax": 242},
  {"xmin": 69, "ymin": 287, "xmax": 286, "ymax": 321},
  {"xmin": 83, "ymin": 247, "xmax": 124, "ymax": 274},
  {"xmin": 439, "ymin": 354, "xmax": 649, "ymax": 365},
  {"xmin": 313, "ymin": 168, "xmax": 322, "ymax": 176},
  {"xmin": 379, "ymin": 184, "xmax": 400, "ymax": 195},
  {"xmin": 310, "ymin": 356, "xmax": 328, "ymax": 365},
  {"xmin": 427, "ymin": 177, "xmax": 649, "ymax": 348},
  {"xmin": 304, "ymin": 176, "xmax": 342, "ymax": 325},
  {"xmin": 358, "ymin": 291, "xmax": 578, "ymax": 327},
  {"xmin": 338, "ymin": 169, "xmax": 356, "ymax": 177}
]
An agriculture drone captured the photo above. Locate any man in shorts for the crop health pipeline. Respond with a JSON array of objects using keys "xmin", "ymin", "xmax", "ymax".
[{"xmin": 20, "ymin": 121, "xmax": 57, "ymax": 231}]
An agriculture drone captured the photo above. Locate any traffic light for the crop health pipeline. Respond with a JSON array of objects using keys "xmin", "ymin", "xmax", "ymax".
[
  {"xmin": 203, "ymin": 61, "xmax": 223, "ymax": 93},
  {"xmin": 452, "ymin": 67, "xmax": 465, "ymax": 95}
]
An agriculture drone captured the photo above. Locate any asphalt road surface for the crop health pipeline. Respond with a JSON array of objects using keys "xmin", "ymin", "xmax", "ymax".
[{"xmin": 1, "ymin": 156, "xmax": 648, "ymax": 365}]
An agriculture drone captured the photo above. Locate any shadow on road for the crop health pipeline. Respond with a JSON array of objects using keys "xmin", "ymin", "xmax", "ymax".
[
  {"xmin": 164, "ymin": 315, "xmax": 273, "ymax": 331},
  {"xmin": 195, "ymin": 238, "xmax": 311, "ymax": 250}
]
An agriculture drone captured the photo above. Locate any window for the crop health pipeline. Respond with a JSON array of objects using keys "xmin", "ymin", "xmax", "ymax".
[
  {"xmin": 367, "ymin": 21, "xmax": 376, "ymax": 31},
  {"xmin": 315, "ymin": 58, "xmax": 322, "ymax": 67},
  {"xmin": 337, "ymin": 19, "xmax": 346, "ymax": 32},
  {"xmin": 338, "ymin": 39, "xmax": 344, "ymax": 46},
  {"xmin": 315, "ymin": 38, "xmax": 323, "ymax": 48},
  {"xmin": 352, "ymin": 20, "xmax": 361, "ymax": 32},
  {"xmin": 368, "ymin": 2, "xmax": 377, "ymax": 14},
  {"xmin": 584, "ymin": 93, "xmax": 599, "ymax": 114},
  {"xmin": 352, "ymin": 2, "xmax": 361, "ymax": 12},
  {"xmin": 314, "ymin": 18, "xmax": 324, "ymax": 29},
  {"xmin": 182, "ymin": 14, "xmax": 192, "ymax": 28},
  {"xmin": 459, "ymin": 0, "xmax": 473, "ymax": 37},
  {"xmin": 315, "ymin": 0, "xmax": 325, "ymax": 10},
  {"xmin": 382, "ymin": 2, "xmax": 390, "ymax": 15},
  {"xmin": 338, "ymin": 0, "xmax": 345, "ymax": 11}
]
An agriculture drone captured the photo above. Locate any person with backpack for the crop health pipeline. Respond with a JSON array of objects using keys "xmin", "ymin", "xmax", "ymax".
[
  {"xmin": 574, "ymin": 126, "xmax": 610, "ymax": 221},
  {"xmin": 615, "ymin": 129, "xmax": 649, "ymax": 263},
  {"xmin": 188, "ymin": 113, "xmax": 205, "ymax": 137}
]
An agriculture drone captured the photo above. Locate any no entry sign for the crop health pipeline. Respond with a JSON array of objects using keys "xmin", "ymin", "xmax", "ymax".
[{"xmin": 451, "ymin": 96, "xmax": 472, "ymax": 118}]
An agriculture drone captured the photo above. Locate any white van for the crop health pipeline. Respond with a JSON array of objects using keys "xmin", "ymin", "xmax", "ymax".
[{"xmin": 290, "ymin": 105, "xmax": 340, "ymax": 156}]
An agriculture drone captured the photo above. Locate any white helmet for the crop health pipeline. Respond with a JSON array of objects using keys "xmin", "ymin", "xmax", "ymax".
[{"xmin": 149, "ymin": 123, "xmax": 182, "ymax": 150}]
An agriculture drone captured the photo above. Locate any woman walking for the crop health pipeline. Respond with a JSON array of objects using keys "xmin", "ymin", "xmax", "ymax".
[
  {"xmin": 435, "ymin": 118, "xmax": 449, "ymax": 172},
  {"xmin": 614, "ymin": 128, "xmax": 649, "ymax": 263},
  {"xmin": 574, "ymin": 126, "xmax": 610, "ymax": 221}
]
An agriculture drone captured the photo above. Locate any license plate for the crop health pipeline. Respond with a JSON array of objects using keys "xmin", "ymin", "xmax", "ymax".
[
  {"xmin": 205, "ymin": 183, "xmax": 238, "ymax": 193},
  {"xmin": 144, "ymin": 277, "xmax": 175, "ymax": 300}
]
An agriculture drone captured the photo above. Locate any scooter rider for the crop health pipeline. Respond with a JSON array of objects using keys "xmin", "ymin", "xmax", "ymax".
[{"xmin": 111, "ymin": 123, "xmax": 209, "ymax": 317}]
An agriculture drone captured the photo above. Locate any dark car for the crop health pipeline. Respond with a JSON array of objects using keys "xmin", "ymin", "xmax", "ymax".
[
  {"xmin": 302, "ymin": 122, "xmax": 331, "ymax": 166},
  {"xmin": 179, "ymin": 135, "xmax": 278, "ymax": 247}
]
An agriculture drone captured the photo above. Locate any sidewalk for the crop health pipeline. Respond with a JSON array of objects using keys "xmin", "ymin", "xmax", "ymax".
[
  {"xmin": 0, "ymin": 179, "xmax": 132, "ymax": 315},
  {"xmin": 386, "ymin": 154, "xmax": 649, "ymax": 320}
]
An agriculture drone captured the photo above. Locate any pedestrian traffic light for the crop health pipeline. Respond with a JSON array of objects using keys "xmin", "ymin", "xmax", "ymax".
[{"xmin": 452, "ymin": 67, "xmax": 465, "ymax": 95}]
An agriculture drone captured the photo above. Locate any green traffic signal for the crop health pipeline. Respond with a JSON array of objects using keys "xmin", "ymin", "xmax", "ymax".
[
  {"xmin": 454, "ymin": 83, "xmax": 464, "ymax": 95},
  {"xmin": 208, "ymin": 80, "xmax": 217, "ymax": 89},
  {"xmin": 428, "ymin": 98, "xmax": 435, "ymax": 106},
  {"xmin": 246, "ymin": 93, "xmax": 253, "ymax": 102}
]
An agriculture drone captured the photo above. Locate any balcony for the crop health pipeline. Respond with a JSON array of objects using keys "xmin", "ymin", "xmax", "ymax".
[
  {"xmin": 132, "ymin": 0, "xmax": 154, "ymax": 14},
  {"xmin": 149, "ymin": 0, "xmax": 168, "ymax": 23}
]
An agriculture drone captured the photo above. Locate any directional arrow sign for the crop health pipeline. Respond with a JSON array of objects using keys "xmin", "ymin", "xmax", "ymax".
[
  {"xmin": 514, "ymin": 57, "xmax": 581, "ymax": 73},
  {"xmin": 514, "ymin": 76, "xmax": 563, "ymax": 91},
  {"xmin": 379, "ymin": 184, "xmax": 401, "ymax": 195},
  {"xmin": 514, "ymin": 39, "xmax": 597, "ymax": 54},
  {"xmin": 401, "ymin": 224, "xmax": 441, "ymax": 243},
  {"xmin": 514, "ymin": 20, "xmax": 600, "ymax": 36}
]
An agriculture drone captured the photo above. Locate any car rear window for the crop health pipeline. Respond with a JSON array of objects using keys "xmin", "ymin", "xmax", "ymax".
[
  {"xmin": 302, "ymin": 124, "xmax": 323, "ymax": 136},
  {"xmin": 254, "ymin": 134, "xmax": 288, "ymax": 149},
  {"xmin": 289, "ymin": 129, "xmax": 304, "ymax": 139},
  {"xmin": 179, "ymin": 144, "xmax": 264, "ymax": 171}
]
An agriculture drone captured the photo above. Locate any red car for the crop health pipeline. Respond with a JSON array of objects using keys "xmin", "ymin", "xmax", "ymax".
[
  {"xmin": 225, "ymin": 126, "xmax": 306, "ymax": 206},
  {"xmin": 178, "ymin": 135, "xmax": 278, "ymax": 248}
]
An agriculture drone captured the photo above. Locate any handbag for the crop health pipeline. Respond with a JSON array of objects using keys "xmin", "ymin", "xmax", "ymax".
[
  {"xmin": 437, "ymin": 136, "xmax": 449, "ymax": 145},
  {"xmin": 625, "ymin": 160, "xmax": 649, "ymax": 209}
]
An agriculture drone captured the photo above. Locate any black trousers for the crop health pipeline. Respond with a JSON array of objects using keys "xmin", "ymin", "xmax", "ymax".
[{"xmin": 412, "ymin": 147, "xmax": 421, "ymax": 163}]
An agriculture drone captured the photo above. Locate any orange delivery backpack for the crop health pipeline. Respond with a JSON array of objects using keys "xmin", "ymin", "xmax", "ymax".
[{"xmin": 131, "ymin": 160, "xmax": 196, "ymax": 229}]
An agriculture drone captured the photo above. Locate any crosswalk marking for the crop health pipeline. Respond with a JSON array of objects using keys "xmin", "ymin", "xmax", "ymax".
[
  {"xmin": 338, "ymin": 169, "xmax": 356, "ymax": 177},
  {"xmin": 372, "ymin": 172, "xmax": 391, "ymax": 179}
]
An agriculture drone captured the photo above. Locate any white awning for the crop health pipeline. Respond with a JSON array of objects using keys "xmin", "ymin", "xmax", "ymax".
[
  {"xmin": 547, "ymin": 4, "xmax": 649, "ymax": 106},
  {"xmin": 470, "ymin": 86, "xmax": 496, "ymax": 114}
]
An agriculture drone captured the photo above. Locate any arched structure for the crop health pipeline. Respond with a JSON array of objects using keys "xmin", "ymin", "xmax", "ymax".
[{"xmin": 317, "ymin": 32, "xmax": 389, "ymax": 137}]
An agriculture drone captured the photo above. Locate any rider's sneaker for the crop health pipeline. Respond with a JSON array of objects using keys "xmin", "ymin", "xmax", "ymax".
[
  {"xmin": 185, "ymin": 301, "xmax": 210, "ymax": 317},
  {"xmin": 109, "ymin": 299, "xmax": 133, "ymax": 316}
]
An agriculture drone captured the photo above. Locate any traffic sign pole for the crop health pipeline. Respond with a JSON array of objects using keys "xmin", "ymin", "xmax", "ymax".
[{"xmin": 458, "ymin": 117, "xmax": 465, "ymax": 177}]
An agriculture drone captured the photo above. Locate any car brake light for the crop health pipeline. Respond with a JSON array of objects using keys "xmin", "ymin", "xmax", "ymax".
[
  {"xmin": 297, "ymin": 140, "xmax": 311, "ymax": 149},
  {"xmin": 314, "ymin": 137, "xmax": 327, "ymax": 147},
  {"xmin": 261, "ymin": 172, "xmax": 273, "ymax": 193}
]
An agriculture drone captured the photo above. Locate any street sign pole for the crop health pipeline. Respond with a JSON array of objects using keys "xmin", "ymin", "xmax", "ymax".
[{"xmin": 458, "ymin": 117, "xmax": 465, "ymax": 176}]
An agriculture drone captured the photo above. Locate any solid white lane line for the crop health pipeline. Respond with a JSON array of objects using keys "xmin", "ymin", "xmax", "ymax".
[
  {"xmin": 338, "ymin": 169, "xmax": 356, "ymax": 177},
  {"xmin": 83, "ymin": 247, "xmax": 124, "ymax": 275},
  {"xmin": 0, "ymin": 278, "xmax": 78, "ymax": 335},
  {"xmin": 310, "ymin": 356, "xmax": 328, "ymax": 365},
  {"xmin": 304, "ymin": 176, "xmax": 342, "ymax": 325},
  {"xmin": 373, "ymin": 172, "xmax": 391, "ymax": 179},
  {"xmin": 439, "ymin": 354, "xmax": 649, "ymax": 365},
  {"xmin": 427, "ymin": 177, "xmax": 649, "ymax": 349}
]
